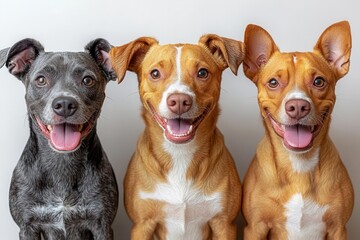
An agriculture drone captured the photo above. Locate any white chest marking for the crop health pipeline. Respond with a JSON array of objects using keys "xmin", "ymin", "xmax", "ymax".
[
  {"xmin": 32, "ymin": 201, "xmax": 69, "ymax": 234},
  {"xmin": 140, "ymin": 141, "xmax": 222, "ymax": 240},
  {"xmin": 288, "ymin": 147, "xmax": 320, "ymax": 173},
  {"xmin": 293, "ymin": 55, "xmax": 297, "ymax": 64},
  {"xmin": 285, "ymin": 193, "xmax": 328, "ymax": 240}
]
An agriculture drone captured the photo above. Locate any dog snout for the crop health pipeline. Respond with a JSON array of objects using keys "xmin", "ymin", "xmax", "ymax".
[
  {"xmin": 285, "ymin": 99, "xmax": 311, "ymax": 120},
  {"xmin": 167, "ymin": 93, "xmax": 193, "ymax": 115},
  {"xmin": 52, "ymin": 97, "xmax": 78, "ymax": 117}
]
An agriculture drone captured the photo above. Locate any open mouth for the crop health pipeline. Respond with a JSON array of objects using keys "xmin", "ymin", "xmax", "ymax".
[
  {"xmin": 35, "ymin": 116, "xmax": 95, "ymax": 152},
  {"xmin": 148, "ymin": 103, "xmax": 210, "ymax": 144},
  {"xmin": 267, "ymin": 112, "xmax": 325, "ymax": 152}
]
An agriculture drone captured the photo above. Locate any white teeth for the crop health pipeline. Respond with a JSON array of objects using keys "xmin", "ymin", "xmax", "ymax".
[
  {"xmin": 166, "ymin": 125, "xmax": 173, "ymax": 134},
  {"xmin": 166, "ymin": 124, "xmax": 194, "ymax": 137},
  {"xmin": 311, "ymin": 126, "xmax": 315, "ymax": 132},
  {"xmin": 47, "ymin": 125, "xmax": 53, "ymax": 132},
  {"xmin": 188, "ymin": 125, "xmax": 193, "ymax": 133},
  {"xmin": 79, "ymin": 125, "xmax": 83, "ymax": 132}
]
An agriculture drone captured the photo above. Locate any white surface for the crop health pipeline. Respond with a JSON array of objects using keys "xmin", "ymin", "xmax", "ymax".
[{"xmin": 0, "ymin": 0, "xmax": 359, "ymax": 239}]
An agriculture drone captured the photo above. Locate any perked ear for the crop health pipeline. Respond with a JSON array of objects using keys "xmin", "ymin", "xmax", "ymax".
[
  {"xmin": 0, "ymin": 38, "xmax": 44, "ymax": 81},
  {"xmin": 85, "ymin": 38, "xmax": 116, "ymax": 82},
  {"xmin": 199, "ymin": 34, "xmax": 244, "ymax": 75},
  {"xmin": 109, "ymin": 37, "xmax": 158, "ymax": 83},
  {"xmin": 314, "ymin": 21, "xmax": 351, "ymax": 79},
  {"xmin": 243, "ymin": 24, "xmax": 279, "ymax": 82}
]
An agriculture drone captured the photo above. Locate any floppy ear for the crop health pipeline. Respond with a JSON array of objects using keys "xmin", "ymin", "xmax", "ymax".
[
  {"xmin": 243, "ymin": 24, "xmax": 279, "ymax": 82},
  {"xmin": 109, "ymin": 37, "xmax": 158, "ymax": 83},
  {"xmin": 0, "ymin": 48, "xmax": 10, "ymax": 68},
  {"xmin": 85, "ymin": 38, "xmax": 116, "ymax": 82},
  {"xmin": 314, "ymin": 21, "xmax": 351, "ymax": 80},
  {"xmin": 199, "ymin": 34, "xmax": 244, "ymax": 75},
  {"xmin": 1, "ymin": 38, "xmax": 44, "ymax": 81}
]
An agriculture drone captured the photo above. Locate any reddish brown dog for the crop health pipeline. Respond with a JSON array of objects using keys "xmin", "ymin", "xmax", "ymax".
[
  {"xmin": 242, "ymin": 21, "xmax": 354, "ymax": 239},
  {"xmin": 110, "ymin": 35, "xmax": 244, "ymax": 239}
]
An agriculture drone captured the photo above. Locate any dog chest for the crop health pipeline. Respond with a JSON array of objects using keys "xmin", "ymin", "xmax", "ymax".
[
  {"xmin": 284, "ymin": 193, "xmax": 328, "ymax": 240},
  {"xmin": 30, "ymin": 197, "xmax": 100, "ymax": 235},
  {"xmin": 139, "ymin": 141, "xmax": 223, "ymax": 239},
  {"xmin": 140, "ymin": 179, "xmax": 222, "ymax": 239}
]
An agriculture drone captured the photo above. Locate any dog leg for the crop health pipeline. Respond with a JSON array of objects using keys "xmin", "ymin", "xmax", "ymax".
[
  {"xmin": 243, "ymin": 222, "xmax": 270, "ymax": 240},
  {"xmin": 19, "ymin": 226, "xmax": 41, "ymax": 240},
  {"xmin": 208, "ymin": 217, "xmax": 237, "ymax": 240},
  {"xmin": 326, "ymin": 226, "xmax": 348, "ymax": 240},
  {"xmin": 41, "ymin": 229, "xmax": 65, "ymax": 240},
  {"xmin": 86, "ymin": 223, "xmax": 114, "ymax": 240},
  {"xmin": 66, "ymin": 228, "xmax": 93, "ymax": 240},
  {"xmin": 92, "ymin": 229, "xmax": 113, "ymax": 240},
  {"xmin": 131, "ymin": 222, "xmax": 157, "ymax": 240}
]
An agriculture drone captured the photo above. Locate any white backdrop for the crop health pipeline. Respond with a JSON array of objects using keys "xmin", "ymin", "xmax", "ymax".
[{"xmin": 0, "ymin": 0, "xmax": 359, "ymax": 239}]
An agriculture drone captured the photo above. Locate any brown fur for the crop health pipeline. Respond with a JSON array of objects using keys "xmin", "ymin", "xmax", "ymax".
[
  {"xmin": 242, "ymin": 21, "xmax": 354, "ymax": 239},
  {"xmin": 110, "ymin": 35, "xmax": 244, "ymax": 239}
]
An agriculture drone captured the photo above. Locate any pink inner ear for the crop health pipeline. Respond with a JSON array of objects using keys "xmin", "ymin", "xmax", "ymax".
[
  {"xmin": 8, "ymin": 48, "xmax": 35, "ymax": 75},
  {"xmin": 100, "ymin": 50, "xmax": 113, "ymax": 72},
  {"xmin": 322, "ymin": 38, "xmax": 342, "ymax": 64},
  {"xmin": 315, "ymin": 21, "xmax": 351, "ymax": 78},
  {"xmin": 244, "ymin": 26, "xmax": 278, "ymax": 79}
]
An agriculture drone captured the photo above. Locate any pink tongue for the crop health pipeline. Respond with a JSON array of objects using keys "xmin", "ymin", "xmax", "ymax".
[
  {"xmin": 167, "ymin": 118, "xmax": 192, "ymax": 134},
  {"xmin": 50, "ymin": 123, "xmax": 81, "ymax": 151},
  {"xmin": 284, "ymin": 125, "xmax": 313, "ymax": 149}
]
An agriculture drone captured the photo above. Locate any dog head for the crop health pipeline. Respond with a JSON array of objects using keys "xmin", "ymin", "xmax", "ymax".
[
  {"xmin": 243, "ymin": 21, "xmax": 351, "ymax": 153},
  {"xmin": 0, "ymin": 38, "xmax": 116, "ymax": 152},
  {"xmin": 110, "ymin": 35, "xmax": 244, "ymax": 144}
]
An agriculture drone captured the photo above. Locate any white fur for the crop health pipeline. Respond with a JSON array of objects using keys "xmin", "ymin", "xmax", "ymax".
[
  {"xmin": 280, "ymin": 90, "xmax": 315, "ymax": 125},
  {"xmin": 32, "ymin": 201, "xmax": 67, "ymax": 234},
  {"xmin": 285, "ymin": 193, "xmax": 328, "ymax": 240},
  {"xmin": 293, "ymin": 55, "xmax": 297, "ymax": 64},
  {"xmin": 140, "ymin": 140, "xmax": 222, "ymax": 240},
  {"xmin": 289, "ymin": 147, "xmax": 320, "ymax": 173},
  {"xmin": 42, "ymin": 84, "xmax": 82, "ymax": 123},
  {"xmin": 280, "ymin": 90, "xmax": 313, "ymax": 122},
  {"xmin": 158, "ymin": 47, "xmax": 198, "ymax": 119}
]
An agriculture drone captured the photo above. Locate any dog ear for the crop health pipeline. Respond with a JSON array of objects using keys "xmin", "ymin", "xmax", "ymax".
[
  {"xmin": 85, "ymin": 38, "xmax": 117, "ymax": 82},
  {"xmin": 199, "ymin": 34, "xmax": 244, "ymax": 75},
  {"xmin": 1, "ymin": 38, "xmax": 44, "ymax": 81},
  {"xmin": 243, "ymin": 24, "xmax": 279, "ymax": 82},
  {"xmin": 314, "ymin": 21, "xmax": 351, "ymax": 80},
  {"xmin": 109, "ymin": 37, "xmax": 158, "ymax": 83},
  {"xmin": 0, "ymin": 48, "xmax": 10, "ymax": 68}
]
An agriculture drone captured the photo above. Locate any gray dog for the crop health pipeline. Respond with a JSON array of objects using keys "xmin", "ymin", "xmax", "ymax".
[{"xmin": 0, "ymin": 38, "xmax": 119, "ymax": 240}]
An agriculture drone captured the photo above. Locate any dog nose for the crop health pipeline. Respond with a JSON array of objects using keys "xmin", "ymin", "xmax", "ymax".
[
  {"xmin": 52, "ymin": 97, "xmax": 78, "ymax": 117},
  {"xmin": 285, "ymin": 99, "xmax": 311, "ymax": 120},
  {"xmin": 167, "ymin": 93, "xmax": 193, "ymax": 115}
]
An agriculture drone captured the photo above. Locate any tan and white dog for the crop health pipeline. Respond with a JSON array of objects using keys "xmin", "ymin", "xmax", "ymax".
[
  {"xmin": 110, "ymin": 35, "xmax": 244, "ymax": 239},
  {"xmin": 242, "ymin": 21, "xmax": 354, "ymax": 239}
]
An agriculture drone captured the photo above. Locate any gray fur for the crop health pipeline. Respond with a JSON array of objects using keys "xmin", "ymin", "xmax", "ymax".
[{"xmin": 1, "ymin": 38, "xmax": 118, "ymax": 240}]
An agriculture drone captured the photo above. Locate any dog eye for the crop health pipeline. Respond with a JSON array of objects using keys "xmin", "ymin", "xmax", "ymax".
[
  {"xmin": 313, "ymin": 77, "xmax": 326, "ymax": 88},
  {"xmin": 268, "ymin": 78, "xmax": 279, "ymax": 88},
  {"xmin": 35, "ymin": 76, "xmax": 47, "ymax": 87},
  {"xmin": 197, "ymin": 68, "xmax": 209, "ymax": 79},
  {"xmin": 150, "ymin": 69, "xmax": 161, "ymax": 80},
  {"xmin": 82, "ymin": 77, "xmax": 95, "ymax": 87}
]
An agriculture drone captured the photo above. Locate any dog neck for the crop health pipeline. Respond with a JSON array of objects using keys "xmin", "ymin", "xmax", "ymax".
[{"xmin": 262, "ymin": 118, "xmax": 333, "ymax": 175}]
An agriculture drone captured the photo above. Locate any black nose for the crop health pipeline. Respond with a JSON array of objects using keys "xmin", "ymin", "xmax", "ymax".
[{"xmin": 52, "ymin": 97, "xmax": 78, "ymax": 117}]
